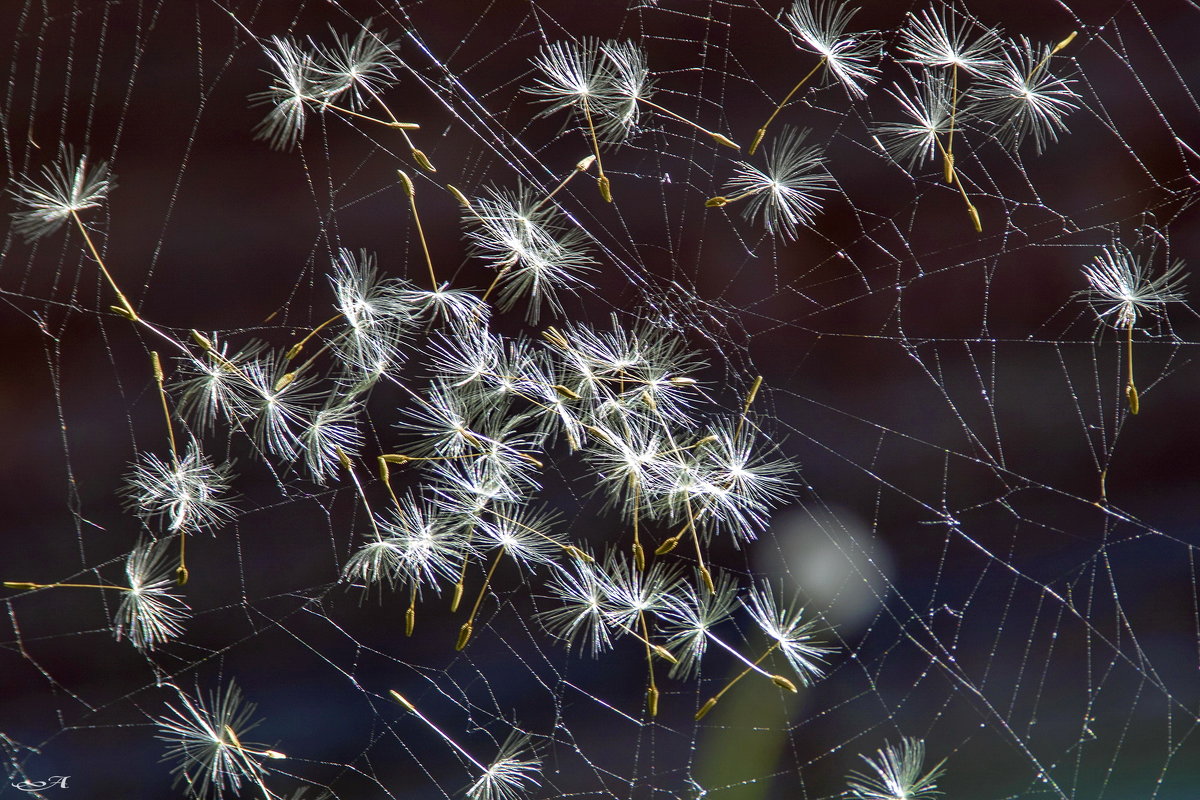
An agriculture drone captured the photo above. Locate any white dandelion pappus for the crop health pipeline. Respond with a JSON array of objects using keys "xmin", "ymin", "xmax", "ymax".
[
  {"xmin": 846, "ymin": 737, "xmax": 946, "ymax": 800},
  {"xmin": 156, "ymin": 682, "xmax": 285, "ymax": 800},
  {"xmin": 785, "ymin": 0, "xmax": 880, "ymax": 99},
  {"xmin": 898, "ymin": 7, "xmax": 1004, "ymax": 76},
  {"xmin": 312, "ymin": 23, "xmax": 402, "ymax": 110},
  {"xmin": 465, "ymin": 730, "xmax": 542, "ymax": 800},
  {"xmin": 712, "ymin": 127, "xmax": 833, "ymax": 240},
  {"xmin": 1078, "ymin": 241, "xmax": 1186, "ymax": 329},
  {"xmin": 875, "ymin": 74, "xmax": 954, "ymax": 170},
  {"xmin": 974, "ymin": 35, "xmax": 1079, "ymax": 153},
  {"xmin": 114, "ymin": 538, "xmax": 190, "ymax": 651},
  {"xmin": 123, "ymin": 441, "xmax": 235, "ymax": 534},
  {"xmin": 743, "ymin": 581, "xmax": 832, "ymax": 685},
  {"xmin": 251, "ymin": 36, "xmax": 323, "ymax": 151},
  {"xmin": 10, "ymin": 148, "xmax": 113, "ymax": 240}
]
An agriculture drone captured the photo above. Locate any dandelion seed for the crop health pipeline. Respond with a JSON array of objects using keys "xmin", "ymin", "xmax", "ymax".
[
  {"xmin": 1078, "ymin": 240, "xmax": 1187, "ymax": 414},
  {"xmin": 312, "ymin": 23, "xmax": 401, "ymax": 111},
  {"xmin": 1080, "ymin": 242, "xmax": 1186, "ymax": 330},
  {"xmin": 313, "ymin": 23, "xmax": 433, "ymax": 170},
  {"xmin": 695, "ymin": 581, "xmax": 829, "ymax": 720},
  {"xmin": 298, "ymin": 399, "xmax": 365, "ymax": 485},
  {"xmin": 785, "ymin": 0, "xmax": 879, "ymax": 98},
  {"xmin": 389, "ymin": 693, "xmax": 541, "ymax": 800},
  {"xmin": 897, "ymin": 8, "xmax": 1003, "ymax": 183},
  {"xmin": 597, "ymin": 550, "xmax": 683, "ymax": 715},
  {"xmin": 430, "ymin": 460, "xmax": 524, "ymax": 520},
  {"xmin": 251, "ymin": 33, "xmax": 419, "ymax": 152},
  {"xmin": 974, "ymin": 35, "xmax": 1079, "ymax": 154},
  {"xmin": 5, "ymin": 538, "xmax": 190, "ymax": 651},
  {"xmin": 465, "ymin": 731, "xmax": 542, "ymax": 800},
  {"xmin": 875, "ymin": 74, "xmax": 954, "ymax": 171},
  {"xmin": 114, "ymin": 538, "xmax": 191, "ymax": 651},
  {"xmin": 458, "ymin": 504, "xmax": 561, "ymax": 650},
  {"xmin": 584, "ymin": 424, "xmax": 667, "ymax": 566},
  {"xmin": 396, "ymin": 381, "xmax": 496, "ymax": 459},
  {"xmin": 174, "ymin": 337, "xmax": 268, "ymax": 434},
  {"xmin": 743, "ymin": 582, "xmax": 830, "ymax": 683},
  {"xmin": 239, "ymin": 352, "xmax": 320, "ymax": 460},
  {"xmin": 402, "ymin": 285, "xmax": 490, "ymax": 327},
  {"xmin": 690, "ymin": 423, "xmax": 796, "ymax": 543},
  {"xmin": 123, "ymin": 441, "xmax": 235, "ymax": 535},
  {"xmin": 157, "ymin": 682, "xmax": 285, "ymax": 800},
  {"xmin": 749, "ymin": 0, "xmax": 879, "ymax": 154},
  {"xmin": 527, "ymin": 39, "xmax": 616, "ymax": 200},
  {"xmin": 599, "ymin": 41, "xmax": 739, "ymax": 149},
  {"xmin": 537, "ymin": 558, "xmax": 616, "ymax": 656},
  {"xmin": 251, "ymin": 36, "xmax": 323, "ymax": 151},
  {"xmin": 344, "ymin": 495, "xmax": 466, "ymax": 633},
  {"xmin": 322, "ymin": 248, "xmax": 415, "ymax": 378},
  {"xmin": 426, "ymin": 326, "xmax": 512, "ymax": 401},
  {"xmin": 465, "ymin": 186, "xmax": 597, "ymax": 322},
  {"xmin": 342, "ymin": 531, "xmax": 406, "ymax": 592},
  {"xmin": 593, "ymin": 40, "xmax": 646, "ymax": 141},
  {"xmin": 846, "ymin": 737, "xmax": 946, "ymax": 800},
  {"xmin": 660, "ymin": 571, "xmax": 743, "ymax": 679},
  {"xmin": 708, "ymin": 127, "xmax": 833, "ymax": 241},
  {"xmin": 11, "ymin": 148, "xmax": 138, "ymax": 319}
]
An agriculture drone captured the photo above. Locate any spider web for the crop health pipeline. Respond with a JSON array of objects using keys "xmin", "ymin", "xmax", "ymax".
[{"xmin": 1, "ymin": 1, "xmax": 1198, "ymax": 799}]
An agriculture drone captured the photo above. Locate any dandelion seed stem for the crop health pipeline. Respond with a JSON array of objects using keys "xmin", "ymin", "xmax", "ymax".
[
  {"xmin": 383, "ymin": 450, "xmax": 543, "ymax": 468},
  {"xmin": 638, "ymin": 610, "xmax": 660, "ymax": 716},
  {"xmin": 750, "ymin": 57, "xmax": 826, "ymax": 156},
  {"xmin": 530, "ymin": 156, "xmax": 596, "ymax": 215},
  {"xmin": 176, "ymin": 534, "xmax": 188, "ymax": 586},
  {"xmin": 338, "ymin": 447, "xmax": 384, "ymax": 541},
  {"xmin": 480, "ymin": 261, "xmax": 513, "ymax": 306},
  {"xmin": 654, "ymin": 437, "xmax": 718, "ymax": 460},
  {"xmin": 706, "ymin": 631, "xmax": 789, "ymax": 686},
  {"xmin": 377, "ymin": 457, "xmax": 404, "ymax": 512},
  {"xmin": 315, "ymin": 100, "xmax": 420, "ymax": 130},
  {"xmin": 1028, "ymin": 31, "xmax": 1077, "ymax": 81},
  {"xmin": 1124, "ymin": 320, "xmax": 1139, "ymax": 415},
  {"xmin": 636, "ymin": 98, "xmax": 739, "ymax": 149},
  {"xmin": 733, "ymin": 375, "xmax": 763, "ymax": 443},
  {"xmin": 488, "ymin": 507, "xmax": 581, "ymax": 558},
  {"xmin": 150, "ymin": 352, "xmax": 179, "ymax": 466},
  {"xmin": 407, "ymin": 583, "xmax": 417, "ymax": 636},
  {"xmin": 4, "ymin": 581, "xmax": 130, "ymax": 592},
  {"xmin": 458, "ymin": 546, "xmax": 506, "ymax": 650},
  {"xmin": 399, "ymin": 170, "xmax": 439, "ymax": 290},
  {"xmin": 944, "ymin": 64, "xmax": 959, "ymax": 185},
  {"xmin": 684, "ymin": 500, "xmax": 715, "ymax": 595},
  {"xmin": 580, "ymin": 96, "xmax": 612, "ymax": 202},
  {"xmin": 934, "ymin": 137, "xmax": 981, "ymax": 232},
  {"xmin": 362, "ymin": 83, "xmax": 436, "ymax": 171},
  {"xmin": 695, "ymin": 641, "xmax": 782, "ymax": 720},
  {"xmin": 389, "ymin": 691, "xmax": 488, "ymax": 772},
  {"xmin": 222, "ymin": 725, "xmax": 285, "ymax": 760},
  {"xmin": 631, "ymin": 482, "xmax": 645, "ymax": 571},
  {"xmin": 285, "ymin": 313, "xmax": 342, "ymax": 360},
  {"xmin": 706, "ymin": 186, "xmax": 766, "ymax": 208},
  {"xmin": 71, "ymin": 210, "xmax": 138, "ymax": 322}
]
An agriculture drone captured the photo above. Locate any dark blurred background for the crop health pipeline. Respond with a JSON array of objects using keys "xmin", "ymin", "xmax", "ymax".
[{"xmin": 0, "ymin": 1, "xmax": 1197, "ymax": 798}]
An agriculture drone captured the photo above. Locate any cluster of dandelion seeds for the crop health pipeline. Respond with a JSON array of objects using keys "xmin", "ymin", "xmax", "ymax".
[{"xmin": 2, "ymin": 2, "xmax": 1198, "ymax": 799}]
